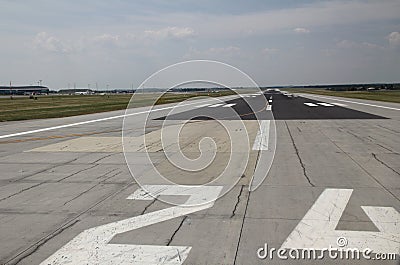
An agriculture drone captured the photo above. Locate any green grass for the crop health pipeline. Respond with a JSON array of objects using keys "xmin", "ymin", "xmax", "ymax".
[
  {"xmin": 282, "ymin": 89, "xmax": 400, "ymax": 104},
  {"xmin": 0, "ymin": 91, "xmax": 234, "ymax": 122}
]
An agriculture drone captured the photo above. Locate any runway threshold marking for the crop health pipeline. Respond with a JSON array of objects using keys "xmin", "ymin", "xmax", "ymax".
[
  {"xmin": 317, "ymin": 102, "xmax": 334, "ymax": 107},
  {"xmin": 281, "ymin": 188, "xmax": 400, "ymax": 254},
  {"xmin": 252, "ymin": 120, "xmax": 270, "ymax": 150},
  {"xmin": 0, "ymin": 96, "xmax": 239, "ymax": 140},
  {"xmin": 40, "ymin": 185, "xmax": 223, "ymax": 265},
  {"xmin": 304, "ymin": 103, "xmax": 318, "ymax": 107},
  {"xmin": 302, "ymin": 94, "xmax": 400, "ymax": 111}
]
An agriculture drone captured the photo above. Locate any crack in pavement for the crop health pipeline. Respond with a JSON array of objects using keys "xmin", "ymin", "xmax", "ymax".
[
  {"xmin": 372, "ymin": 153, "xmax": 400, "ymax": 175},
  {"xmin": 9, "ymin": 156, "xmax": 82, "ymax": 183},
  {"xmin": 342, "ymin": 128, "xmax": 395, "ymax": 152},
  {"xmin": 4, "ymin": 183, "xmax": 132, "ymax": 265},
  {"xmin": 233, "ymin": 186, "xmax": 251, "ymax": 265},
  {"xmin": 63, "ymin": 170, "xmax": 123, "ymax": 206},
  {"xmin": 140, "ymin": 198, "xmax": 157, "ymax": 215},
  {"xmin": 167, "ymin": 216, "xmax": 187, "ymax": 246},
  {"xmin": 284, "ymin": 121, "xmax": 315, "ymax": 187},
  {"xmin": 0, "ymin": 182, "xmax": 44, "ymax": 202},
  {"xmin": 92, "ymin": 153, "xmax": 117, "ymax": 164},
  {"xmin": 56, "ymin": 164, "xmax": 99, "ymax": 182},
  {"xmin": 13, "ymin": 220, "xmax": 80, "ymax": 265},
  {"xmin": 230, "ymin": 185, "xmax": 244, "ymax": 218},
  {"xmin": 320, "ymin": 129, "xmax": 400, "ymax": 203}
]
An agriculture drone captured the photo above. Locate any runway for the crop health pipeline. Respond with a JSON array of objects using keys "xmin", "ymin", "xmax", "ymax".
[{"xmin": 0, "ymin": 92, "xmax": 399, "ymax": 264}]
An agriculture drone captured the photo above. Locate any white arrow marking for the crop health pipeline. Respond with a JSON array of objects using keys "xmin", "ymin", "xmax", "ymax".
[
  {"xmin": 304, "ymin": 103, "xmax": 318, "ymax": 107},
  {"xmin": 281, "ymin": 189, "xmax": 400, "ymax": 254},
  {"xmin": 40, "ymin": 185, "xmax": 223, "ymax": 265},
  {"xmin": 252, "ymin": 120, "xmax": 270, "ymax": 150}
]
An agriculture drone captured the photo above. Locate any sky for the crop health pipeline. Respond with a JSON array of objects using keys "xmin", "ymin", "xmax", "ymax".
[{"xmin": 1, "ymin": 0, "xmax": 399, "ymax": 89}]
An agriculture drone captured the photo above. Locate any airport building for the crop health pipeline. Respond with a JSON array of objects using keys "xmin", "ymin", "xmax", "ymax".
[{"xmin": 0, "ymin": 85, "xmax": 50, "ymax": 95}]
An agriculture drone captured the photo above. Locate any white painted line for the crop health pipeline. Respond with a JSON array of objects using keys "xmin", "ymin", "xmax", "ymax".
[
  {"xmin": 208, "ymin": 103, "xmax": 224, "ymax": 108},
  {"xmin": 0, "ymin": 96, "xmax": 238, "ymax": 140},
  {"xmin": 268, "ymin": 100, "xmax": 272, "ymax": 103},
  {"xmin": 302, "ymin": 94, "xmax": 400, "ymax": 111},
  {"xmin": 252, "ymin": 120, "xmax": 270, "ymax": 150},
  {"xmin": 304, "ymin": 103, "xmax": 318, "ymax": 107},
  {"xmin": 266, "ymin": 105, "xmax": 272, "ymax": 111},
  {"xmin": 317, "ymin": 102, "xmax": 334, "ymax": 107},
  {"xmin": 222, "ymin": 103, "xmax": 236, "ymax": 108},
  {"xmin": 281, "ymin": 188, "xmax": 400, "ymax": 254},
  {"xmin": 41, "ymin": 185, "xmax": 224, "ymax": 265}
]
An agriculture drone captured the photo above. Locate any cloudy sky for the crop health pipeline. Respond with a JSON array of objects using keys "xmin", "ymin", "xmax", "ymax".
[{"xmin": 1, "ymin": 0, "xmax": 399, "ymax": 89}]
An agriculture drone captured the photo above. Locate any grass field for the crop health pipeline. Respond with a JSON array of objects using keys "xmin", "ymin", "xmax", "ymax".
[
  {"xmin": 283, "ymin": 89, "xmax": 400, "ymax": 103},
  {"xmin": 0, "ymin": 91, "xmax": 234, "ymax": 122}
]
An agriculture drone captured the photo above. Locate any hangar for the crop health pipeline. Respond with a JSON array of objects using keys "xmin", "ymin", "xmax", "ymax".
[{"xmin": 0, "ymin": 85, "xmax": 49, "ymax": 95}]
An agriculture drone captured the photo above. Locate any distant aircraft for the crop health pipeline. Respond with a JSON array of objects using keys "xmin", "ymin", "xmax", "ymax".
[{"xmin": 75, "ymin": 91, "xmax": 89, "ymax": 95}]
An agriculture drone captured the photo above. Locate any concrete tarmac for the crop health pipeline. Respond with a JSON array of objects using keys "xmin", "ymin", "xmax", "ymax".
[{"xmin": 0, "ymin": 92, "xmax": 398, "ymax": 264}]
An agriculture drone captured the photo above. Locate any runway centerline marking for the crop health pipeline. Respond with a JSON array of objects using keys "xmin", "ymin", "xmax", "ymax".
[
  {"xmin": 0, "ymin": 96, "xmax": 239, "ymax": 140},
  {"xmin": 252, "ymin": 120, "xmax": 270, "ymax": 150},
  {"xmin": 281, "ymin": 188, "xmax": 400, "ymax": 254},
  {"xmin": 301, "ymin": 94, "xmax": 400, "ymax": 111}
]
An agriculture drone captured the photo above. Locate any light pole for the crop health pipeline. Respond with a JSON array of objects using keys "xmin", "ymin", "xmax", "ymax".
[{"xmin": 10, "ymin": 81, "xmax": 13, "ymax": 99}]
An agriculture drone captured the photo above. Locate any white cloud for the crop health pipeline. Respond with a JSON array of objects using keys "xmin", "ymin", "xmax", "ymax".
[
  {"xmin": 185, "ymin": 46, "xmax": 241, "ymax": 59},
  {"xmin": 144, "ymin": 27, "xmax": 195, "ymax": 40},
  {"xmin": 293, "ymin": 27, "xmax": 310, "ymax": 34},
  {"xmin": 93, "ymin": 34, "xmax": 120, "ymax": 43},
  {"xmin": 336, "ymin": 40, "xmax": 382, "ymax": 49},
  {"xmin": 180, "ymin": 0, "xmax": 400, "ymax": 38},
  {"xmin": 336, "ymin": 40, "xmax": 358, "ymax": 49},
  {"xmin": 33, "ymin": 32, "xmax": 71, "ymax": 53},
  {"xmin": 262, "ymin": 48, "xmax": 279, "ymax": 54},
  {"xmin": 387, "ymin": 31, "xmax": 400, "ymax": 46}
]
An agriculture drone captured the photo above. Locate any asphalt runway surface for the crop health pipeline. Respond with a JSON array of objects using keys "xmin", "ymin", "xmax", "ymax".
[{"xmin": 0, "ymin": 92, "xmax": 399, "ymax": 264}]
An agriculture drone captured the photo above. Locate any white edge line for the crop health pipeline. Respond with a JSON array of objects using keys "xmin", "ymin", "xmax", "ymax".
[
  {"xmin": 301, "ymin": 94, "xmax": 400, "ymax": 111},
  {"xmin": 0, "ymin": 96, "xmax": 238, "ymax": 140}
]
